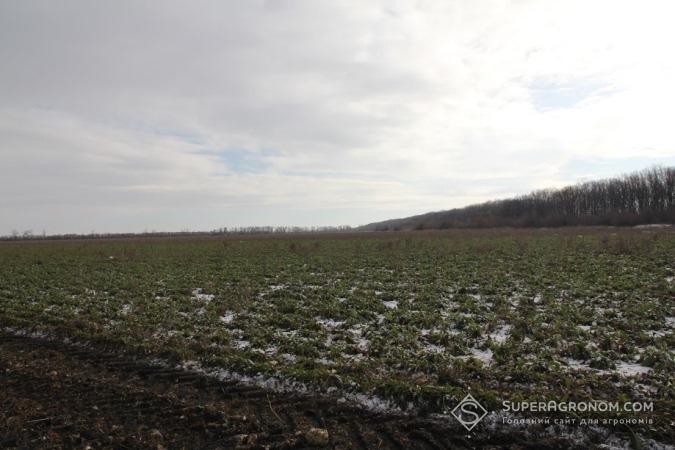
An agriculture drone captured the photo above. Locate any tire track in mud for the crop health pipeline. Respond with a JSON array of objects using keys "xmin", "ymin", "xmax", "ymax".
[{"xmin": 0, "ymin": 332, "xmax": 580, "ymax": 449}]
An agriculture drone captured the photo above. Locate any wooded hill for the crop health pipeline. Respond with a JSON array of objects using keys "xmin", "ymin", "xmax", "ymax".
[{"xmin": 360, "ymin": 166, "xmax": 675, "ymax": 230}]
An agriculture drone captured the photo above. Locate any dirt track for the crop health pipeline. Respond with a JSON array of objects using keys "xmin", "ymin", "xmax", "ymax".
[{"xmin": 0, "ymin": 332, "xmax": 599, "ymax": 449}]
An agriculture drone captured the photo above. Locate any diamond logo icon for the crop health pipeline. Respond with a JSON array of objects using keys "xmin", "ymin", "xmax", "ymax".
[{"xmin": 451, "ymin": 393, "xmax": 488, "ymax": 431}]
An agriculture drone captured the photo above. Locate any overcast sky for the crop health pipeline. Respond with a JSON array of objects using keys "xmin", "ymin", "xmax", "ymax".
[{"xmin": 2, "ymin": 1, "xmax": 675, "ymax": 234}]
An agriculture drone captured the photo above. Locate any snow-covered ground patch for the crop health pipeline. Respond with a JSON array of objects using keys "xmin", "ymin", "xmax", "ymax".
[
  {"xmin": 219, "ymin": 311, "xmax": 236, "ymax": 324},
  {"xmin": 315, "ymin": 317, "xmax": 346, "ymax": 328},
  {"xmin": 382, "ymin": 300, "xmax": 398, "ymax": 309},
  {"xmin": 615, "ymin": 362, "xmax": 652, "ymax": 376},
  {"xmin": 422, "ymin": 343, "xmax": 445, "ymax": 354},
  {"xmin": 191, "ymin": 288, "xmax": 215, "ymax": 302},
  {"xmin": 457, "ymin": 347, "xmax": 493, "ymax": 365},
  {"xmin": 490, "ymin": 324, "xmax": 512, "ymax": 343},
  {"xmin": 564, "ymin": 358, "xmax": 590, "ymax": 370},
  {"xmin": 231, "ymin": 339, "xmax": 250, "ymax": 349}
]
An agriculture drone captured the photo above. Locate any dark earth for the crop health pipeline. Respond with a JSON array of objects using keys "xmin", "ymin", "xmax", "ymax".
[{"xmin": 0, "ymin": 329, "xmax": 641, "ymax": 449}]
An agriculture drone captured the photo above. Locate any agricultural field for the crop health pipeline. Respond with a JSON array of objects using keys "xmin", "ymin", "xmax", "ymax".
[{"xmin": 1, "ymin": 227, "xmax": 673, "ymax": 448}]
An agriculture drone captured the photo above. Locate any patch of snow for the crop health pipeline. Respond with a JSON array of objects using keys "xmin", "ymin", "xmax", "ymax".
[
  {"xmin": 634, "ymin": 223, "xmax": 672, "ymax": 229},
  {"xmin": 382, "ymin": 300, "xmax": 398, "ymax": 309},
  {"xmin": 458, "ymin": 348, "xmax": 493, "ymax": 365},
  {"xmin": 646, "ymin": 330, "xmax": 667, "ymax": 338},
  {"xmin": 354, "ymin": 337, "xmax": 369, "ymax": 352},
  {"xmin": 219, "ymin": 311, "xmax": 235, "ymax": 324},
  {"xmin": 564, "ymin": 358, "xmax": 590, "ymax": 370},
  {"xmin": 615, "ymin": 362, "xmax": 652, "ymax": 376},
  {"xmin": 634, "ymin": 383, "xmax": 658, "ymax": 395},
  {"xmin": 422, "ymin": 343, "xmax": 445, "ymax": 354},
  {"xmin": 490, "ymin": 324, "xmax": 512, "ymax": 343},
  {"xmin": 280, "ymin": 353, "xmax": 297, "ymax": 362},
  {"xmin": 232, "ymin": 339, "xmax": 250, "ymax": 349},
  {"xmin": 191, "ymin": 288, "xmax": 215, "ymax": 302},
  {"xmin": 341, "ymin": 352, "xmax": 366, "ymax": 363},
  {"xmin": 120, "ymin": 304, "xmax": 131, "ymax": 316},
  {"xmin": 315, "ymin": 317, "xmax": 346, "ymax": 328},
  {"xmin": 2, "ymin": 326, "xmax": 50, "ymax": 339}
]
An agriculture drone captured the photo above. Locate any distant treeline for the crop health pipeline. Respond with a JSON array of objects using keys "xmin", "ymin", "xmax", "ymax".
[
  {"xmin": 0, "ymin": 225, "xmax": 354, "ymax": 241},
  {"xmin": 362, "ymin": 166, "xmax": 675, "ymax": 231},
  {"xmin": 211, "ymin": 225, "xmax": 354, "ymax": 234}
]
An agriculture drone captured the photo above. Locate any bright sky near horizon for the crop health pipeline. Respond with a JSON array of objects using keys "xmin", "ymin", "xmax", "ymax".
[{"xmin": 2, "ymin": 0, "xmax": 675, "ymax": 234}]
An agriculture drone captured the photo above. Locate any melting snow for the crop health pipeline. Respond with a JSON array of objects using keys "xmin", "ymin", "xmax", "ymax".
[
  {"xmin": 490, "ymin": 325, "xmax": 512, "ymax": 343},
  {"xmin": 382, "ymin": 300, "xmax": 398, "ymax": 309},
  {"xmin": 422, "ymin": 343, "xmax": 445, "ymax": 353},
  {"xmin": 564, "ymin": 358, "xmax": 590, "ymax": 370},
  {"xmin": 462, "ymin": 348, "xmax": 493, "ymax": 365},
  {"xmin": 280, "ymin": 353, "xmax": 297, "ymax": 362},
  {"xmin": 315, "ymin": 317, "xmax": 346, "ymax": 328},
  {"xmin": 616, "ymin": 362, "xmax": 652, "ymax": 376},
  {"xmin": 354, "ymin": 337, "xmax": 369, "ymax": 352},
  {"xmin": 219, "ymin": 311, "xmax": 235, "ymax": 324},
  {"xmin": 646, "ymin": 330, "xmax": 667, "ymax": 338},
  {"xmin": 191, "ymin": 288, "xmax": 215, "ymax": 302},
  {"xmin": 232, "ymin": 339, "xmax": 250, "ymax": 349}
]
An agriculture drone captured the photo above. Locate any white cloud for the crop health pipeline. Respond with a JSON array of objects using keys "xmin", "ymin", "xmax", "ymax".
[{"xmin": 1, "ymin": 0, "xmax": 674, "ymax": 233}]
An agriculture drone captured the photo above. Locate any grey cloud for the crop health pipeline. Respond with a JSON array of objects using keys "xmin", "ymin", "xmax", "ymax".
[{"xmin": 1, "ymin": 1, "xmax": 673, "ymax": 233}]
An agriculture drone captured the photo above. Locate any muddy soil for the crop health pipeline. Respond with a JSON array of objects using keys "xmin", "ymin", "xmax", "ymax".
[{"xmin": 0, "ymin": 332, "xmax": 610, "ymax": 449}]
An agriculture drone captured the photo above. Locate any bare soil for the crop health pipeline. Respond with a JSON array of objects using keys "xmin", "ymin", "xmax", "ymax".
[{"xmin": 0, "ymin": 331, "xmax": 607, "ymax": 449}]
